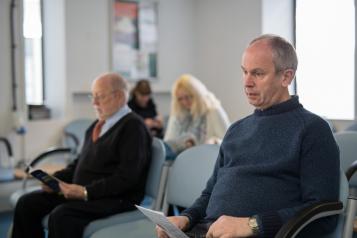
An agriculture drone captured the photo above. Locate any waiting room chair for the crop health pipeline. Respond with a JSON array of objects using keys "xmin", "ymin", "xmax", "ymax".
[
  {"xmin": 63, "ymin": 118, "xmax": 93, "ymax": 154},
  {"xmin": 276, "ymin": 131, "xmax": 357, "ymax": 237},
  {"xmin": 345, "ymin": 123, "xmax": 357, "ymax": 132},
  {"xmin": 88, "ymin": 143, "xmax": 220, "ymax": 238},
  {"xmin": 321, "ymin": 117, "xmax": 336, "ymax": 133},
  {"xmin": 334, "ymin": 131, "xmax": 357, "ymax": 237},
  {"xmin": 161, "ymin": 144, "xmax": 220, "ymax": 214},
  {"xmin": 7, "ymin": 146, "xmax": 77, "ymax": 238},
  {"xmin": 0, "ymin": 137, "xmax": 14, "ymax": 181},
  {"xmin": 81, "ymin": 137, "xmax": 168, "ymax": 238},
  {"xmin": 9, "ymin": 147, "xmax": 77, "ymax": 207},
  {"xmin": 39, "ymin": 137, "xmax": 167, "ymax": 238},
  {"xmin": 334, "ymin": 131, "xmax": 357, "ymax": 186},
  {"xmin": 88, "ymin": 142, "xmax": 350, "ymax": 238},
  {"xmin": 275, "ymin": 167, "xmax": 348, "ymax": 238},
  {"xmin": 9, "ymin": 118, "xmax": 93, "ymax": 207}
]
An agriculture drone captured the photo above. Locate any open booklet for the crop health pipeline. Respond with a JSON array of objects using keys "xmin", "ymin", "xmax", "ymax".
[
  {"xmin": 165, "ymin": 133, "xmax": 198, "ymax": 154},
  {"xmin": 28, "ymin": 167, "xmax": 61, "ymax": 193},
  {"xmin": 135, "ymin": 205, "xmax": 190, "ymax": 238}
]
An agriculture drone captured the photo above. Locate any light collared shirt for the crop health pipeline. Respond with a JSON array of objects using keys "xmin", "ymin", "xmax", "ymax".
[{"xmin": 99, "ymin": 104, "xmax": 132, "ymax": 137}]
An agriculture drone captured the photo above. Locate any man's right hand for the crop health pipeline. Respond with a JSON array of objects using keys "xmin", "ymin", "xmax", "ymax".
[
  {"xmin": 185, "ymin": 138, "xmax": 196, "ymax": 148},
  {"xmin": 156, "ymin": 216, "xmax": 190, "ymax": 238},
  {"xmin": 41, "ymin": 184, "xmax": 54, "ymax": 193}
]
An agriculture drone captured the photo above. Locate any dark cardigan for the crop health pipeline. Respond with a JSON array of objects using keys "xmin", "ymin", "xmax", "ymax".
[{"xmin": 54, "ymin": 112, "xmax": 152, "ymax": 204}]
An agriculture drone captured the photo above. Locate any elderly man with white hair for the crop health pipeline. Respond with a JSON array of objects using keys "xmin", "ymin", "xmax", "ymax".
[{"xmin": 12, "ymin": 72, "xmax": 152, "ymax": 238}]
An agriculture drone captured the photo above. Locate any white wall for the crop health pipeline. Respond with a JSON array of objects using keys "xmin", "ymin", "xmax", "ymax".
[
  {"xmin": 44, "ymin": 0, "xmax": 197, "ymax": 119},
  {"xmin": 43, "ymin": 0, "xmax": 66, "ymax": 119},
  {"xmin": 0, "ymin": 0, "xmax": 26, "ymax": 136},
  {"xmin": 64, "ymin": 0, "xmax": 111, "ymax": 120},
  {"xmin": 65, "ymin": 0, "xmax": 110, "ymax": 94},
  {"xmin": 262, "ymin": 0, "xmax": 294, "ymax": 42},
  {"xmin": 195, "ymin": 0, "xmax": 262, "ymax": 122},
  {"xmin": 154, "ymin": 0, "xmax": 197, "ymax": 92},
  {"xmin": 0, "ymin": 0, "xmax": 13, "ymax": 136},
  {"xmin": 2, "ymin": 0, "xmax": 336, "ymax": 162},
  {"xmin": 21, "ymin": 0, "xmax": 198, "ymax": 159},
  {"xmin": 64, "ymin": 0, "xmax": 197, "ymax": 118},
  {"xmin": 0, "ymin": 0, "xmax": 28, "ymax": 162}
]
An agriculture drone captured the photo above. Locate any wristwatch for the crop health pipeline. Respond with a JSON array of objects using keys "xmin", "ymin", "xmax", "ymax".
[
  {"xmin": 248, "ymin": 216, "xmax": 259, "ymax": 236},
  {"xmin": 83, "ymin": 187, "xmax": 88, "ymax": 201}
]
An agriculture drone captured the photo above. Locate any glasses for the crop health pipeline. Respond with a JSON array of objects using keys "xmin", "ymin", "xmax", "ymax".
[
  {"xmin": 88, "ymin": 91, "xmax": 117, "ymax": 102},
  {"xmin": 177, "ymin": 95, "xmax": 193, "ymax": 102}
]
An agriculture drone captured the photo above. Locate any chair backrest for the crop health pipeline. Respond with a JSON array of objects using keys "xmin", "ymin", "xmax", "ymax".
[
  {"xmin": 332, "ymin": 167, "xmax": 349, "ymax": 238},
  {"xmin": 144, "ymin": 137, "xmax": 167, "ymax": 210},
  {"xmin": 64, "ymin": 118, "xmax": 93, "ymax": 152},
  {"xmin": 334, "ymin": 131, "xmax": 357, "ymax": 186},
  {"xmin": 0, "ymin": 137, "xmax": 14, "ymax": 181},
  {"xmin": 344, "ymin": 122, "xmax": 357, "ymax": 132},
  {"xmin": 301, "ymin": 168, "xmax": 349, "ymax": 238},
  {"xmin": 305, "ymin": 168, "xmax": 349, "ymax": 238},
  {"xmin": 277, "ymin": 167, "xmax": 348, "ymax": 238},
  {"xmin": 164, "ymin": 144, "xmax": 219, "ymax": 210},
  {"xmin": 321, "ymin": 117, "xmax": 336, "ymax": 133}
]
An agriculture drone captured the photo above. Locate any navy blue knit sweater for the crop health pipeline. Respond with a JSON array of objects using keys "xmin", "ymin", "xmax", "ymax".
[{"xmin": 182, "ymin": 96, "xmax": 340, "ymax": 237}]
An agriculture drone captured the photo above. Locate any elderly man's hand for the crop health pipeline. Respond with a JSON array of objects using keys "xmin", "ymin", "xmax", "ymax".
[
  {"xmin": 206, "ymin": 216, "xmax": 253, "ymax": 238},
  {"xmin": 185, "ymin": 138, "xmax": 196, "ymax": 148},
  {"xmin": 41, "ymin": 184, "xmax": 54, "ymax": 193},
  {"xmin": 156, "ymin": 216, "xmax": 190, "ymax": 238},
  {"xmin": 59, "ymin": 182, "xmax": 86, "ymax": 200},
  {"xmin": 145, "ymin": 118, "xmax": 155, "ymax": 128}
]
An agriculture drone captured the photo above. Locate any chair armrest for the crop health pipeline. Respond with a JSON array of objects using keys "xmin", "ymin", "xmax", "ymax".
[
  {"xmin": 25, "ymin": 147, "xmax": 74, "ymax": 173},
  {"xmin": 346, "ymin": 160, "xmax": 357, "ymax": 181},
  {"xmin": 275, "ymin": 201, "xmax": 343, "ymax": 238},
  {"xmin": 64, "ymin": 132, "xmax": 80, "ymax": 150},
  {"xmin": 22, "ymin": 147, "xmax": 75, "ymax": 189},
  {"xmin": 0, "ymin": 137, "xmax": 13, "ymax": 157}
]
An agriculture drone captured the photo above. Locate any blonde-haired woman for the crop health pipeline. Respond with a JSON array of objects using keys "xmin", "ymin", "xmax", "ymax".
[{"xmin": 164, "ymin": 74, "xmax": 230, "ymax": 158}]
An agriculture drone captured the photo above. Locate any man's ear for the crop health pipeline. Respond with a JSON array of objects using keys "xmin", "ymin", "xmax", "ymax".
[
  {"xmin": 281, "ymin": 69, "xmax": 295, "ymax": 87},
  {"xmin": 117, "ymin": 90, "xmax": 127, "ymax": 107}
]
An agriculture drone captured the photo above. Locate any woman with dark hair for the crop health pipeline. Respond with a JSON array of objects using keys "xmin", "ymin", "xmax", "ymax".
[{"xmin": 128, "ymin": 79, "xmax": 164, "ymax": 138}]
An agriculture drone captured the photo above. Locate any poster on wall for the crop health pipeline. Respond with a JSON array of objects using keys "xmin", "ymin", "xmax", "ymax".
[{"xmin": 112, "ymin": 0, "xmax": 158, "ymax": 80}]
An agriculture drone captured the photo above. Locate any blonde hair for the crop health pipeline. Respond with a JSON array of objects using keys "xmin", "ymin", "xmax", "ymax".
[{"xmin": 170, "ymin": 74, "xmax": 221, "ymax": 119}]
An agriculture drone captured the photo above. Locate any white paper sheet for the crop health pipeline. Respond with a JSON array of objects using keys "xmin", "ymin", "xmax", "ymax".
[{"xmin": 135, "ymin": 205, "xmax": 189, "ymax": 238}]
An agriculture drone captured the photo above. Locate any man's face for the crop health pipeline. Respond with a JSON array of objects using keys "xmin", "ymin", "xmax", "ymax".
[
  {"xmin": 241, "ymin": 41, "xmax": 289, "ymax": 110},
  {"xmin": 91, "ymin": 78, "xmax": 123, "ymax": 120}
]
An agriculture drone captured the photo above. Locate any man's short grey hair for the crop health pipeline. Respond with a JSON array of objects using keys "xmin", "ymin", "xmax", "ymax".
[{"xmin": 250, "ymin": 34, "xmax": 298, "ymax": 74}]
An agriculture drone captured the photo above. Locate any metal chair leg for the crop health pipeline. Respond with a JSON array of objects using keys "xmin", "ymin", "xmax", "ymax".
[{"xmin": 343, "ymin": 196, "xmax": 357, "ymax": 238}]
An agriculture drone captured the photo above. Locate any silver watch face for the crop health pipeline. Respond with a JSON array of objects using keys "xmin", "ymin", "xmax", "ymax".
[
  {"xmin": 248, "ymin": 217, "xmax": 259, "ymax": 234},
  {"xmin": 249, "ymin": 218, "xmax": 257, "ymax": 226}
]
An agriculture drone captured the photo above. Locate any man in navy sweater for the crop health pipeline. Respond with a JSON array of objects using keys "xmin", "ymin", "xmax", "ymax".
[
  {"xmin": 157, "ymin": 34, "xmax": 339, "ymax": 237},
  {"xmin": 12, "ymin": 73, "xmax": 152, "ymax": 238}
]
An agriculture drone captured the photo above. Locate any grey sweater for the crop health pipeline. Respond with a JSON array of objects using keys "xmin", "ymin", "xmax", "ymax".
[{"xmin": 182, "ymin": 96, "xmax": 340, "ymax": 237}]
